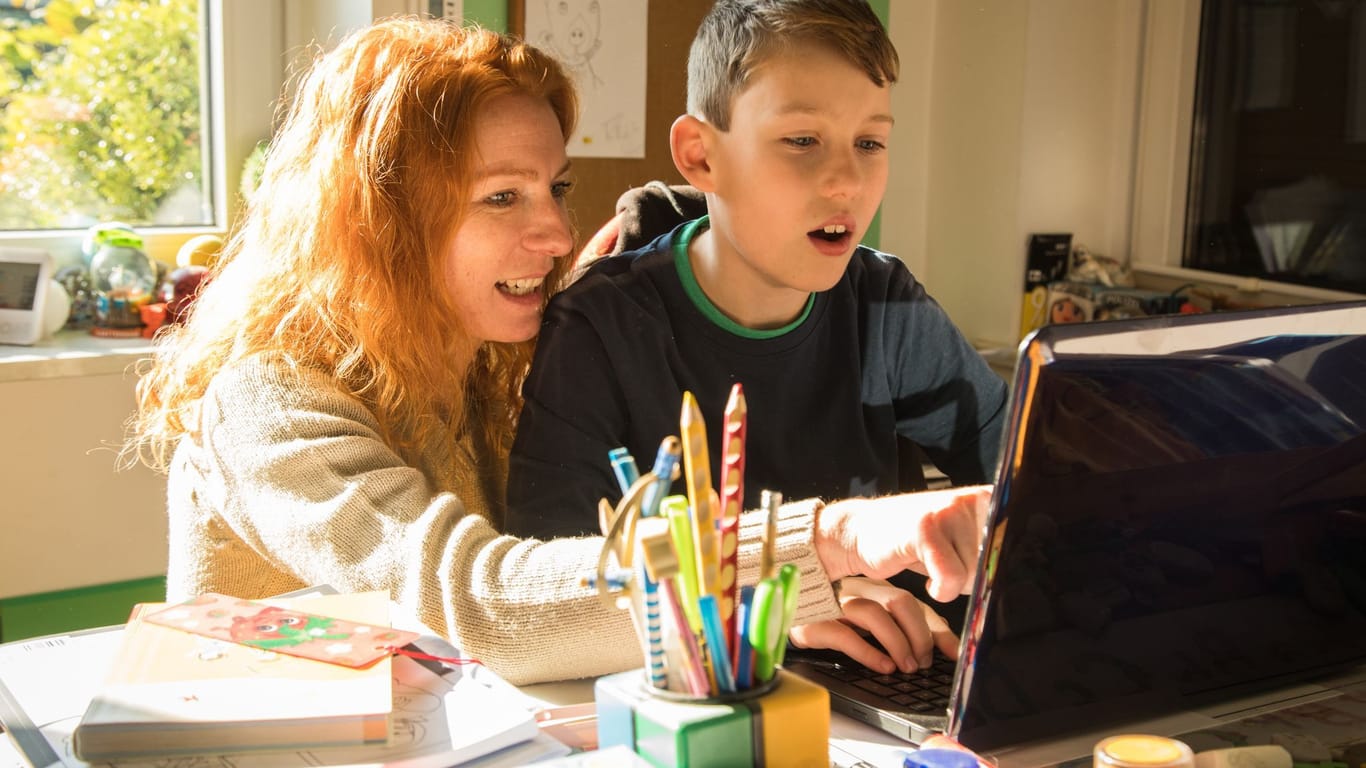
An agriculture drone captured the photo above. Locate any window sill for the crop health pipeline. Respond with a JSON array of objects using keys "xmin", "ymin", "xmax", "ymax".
[
  {"xmin": 0, "ymin": 330, "xmax": 156, "ymax": 384},
  {"xmin": 1131, "ymin": 264, "xmax": 1366, "ymax": 308}
]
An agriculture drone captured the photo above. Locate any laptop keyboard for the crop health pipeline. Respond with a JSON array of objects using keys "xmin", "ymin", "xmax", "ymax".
[{"xmin": 783, "ymin": 648, "xmax": 957, "ymax": 713}]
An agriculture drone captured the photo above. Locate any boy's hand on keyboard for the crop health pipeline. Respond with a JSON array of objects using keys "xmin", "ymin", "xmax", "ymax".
[
  {"xmin": 788, "ymin": 577, "xmax": 958, "ymax": 674},
  {"xmin": 815, "ymin": 485, "xmax": 991, "ymax": 601}
]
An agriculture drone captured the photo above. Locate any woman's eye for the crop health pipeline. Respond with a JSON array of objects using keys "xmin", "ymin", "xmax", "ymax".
[
  {"xmin": 857, "ymin": 139, "xmax": 887, "ymax": 153},
  {"xmin": 785, "ymin": 136, "xmax": 816, "ymax": 148},
  {"xmin": 552, "ymin": 180, "xmax": 574, "ymax": 198},
  {"xmin": 485, "ymin": 191, "xmax": 516, "ymax": 207}
]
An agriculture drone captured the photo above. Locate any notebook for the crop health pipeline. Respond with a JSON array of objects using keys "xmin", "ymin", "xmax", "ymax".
[
  {"xmin": 783, "ymin": 300, "xmax": 1366, "ymax": 753},
  {"xmin": 71, "ymin": 592, "xmax": 395, "ymax": 760}
]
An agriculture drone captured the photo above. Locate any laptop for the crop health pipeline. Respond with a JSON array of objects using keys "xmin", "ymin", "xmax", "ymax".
[{"xmin": 783, "ymin": 300, "xmax": 1366, "ymax": 753}]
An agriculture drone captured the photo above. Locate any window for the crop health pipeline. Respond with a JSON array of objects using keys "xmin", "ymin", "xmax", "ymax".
[
  {"xmin": 0, "ymin": 0, "xmax": 211, "ymax": 232},
  {"xmin": 1132, "ymin": 0, "xmax": 1365, "ymax": 301},
  {"xmin": 0, "ymin": 0, "xmax": 281, "ymax": 268},
  {"xmin": 1185, "ymin": 0, "xmax": 1366, "ymax": 295}
]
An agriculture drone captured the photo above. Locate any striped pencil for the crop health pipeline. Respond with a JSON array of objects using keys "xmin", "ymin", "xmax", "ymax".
[{"xmin": 717, "ymin": 383, "xmax": 746, "ymax": 666}]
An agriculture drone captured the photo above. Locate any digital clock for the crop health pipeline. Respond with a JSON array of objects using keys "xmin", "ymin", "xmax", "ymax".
[{"xmin": 0, "ymin": 246, "xmax": 54, "ymax": 346}]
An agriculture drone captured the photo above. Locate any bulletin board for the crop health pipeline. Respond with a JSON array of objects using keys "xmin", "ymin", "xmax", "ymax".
[{"xmin": 511, "ymin": 1, "xmax": 712, "ymax": 240}]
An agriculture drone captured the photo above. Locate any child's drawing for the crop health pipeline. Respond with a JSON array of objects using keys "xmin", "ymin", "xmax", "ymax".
[{"xmin": 526, "ymin": 0, "xmax": 646, "ymax": 158}]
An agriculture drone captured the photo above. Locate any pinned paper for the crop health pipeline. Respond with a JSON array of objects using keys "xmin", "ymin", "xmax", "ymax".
[{"xmin": 142, "ymin": 593, "xmax": 419, "ymax": 668}]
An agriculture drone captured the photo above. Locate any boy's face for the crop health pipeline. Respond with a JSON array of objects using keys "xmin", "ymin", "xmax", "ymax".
[{"xmin": 703, "ymin": 44, "xmax": 892, "ymax": 302}]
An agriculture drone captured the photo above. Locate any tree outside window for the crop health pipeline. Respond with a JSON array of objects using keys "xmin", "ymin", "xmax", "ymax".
[{"xmin": 0, "ymin": 0, "xmax": 208, "ymax": 231}]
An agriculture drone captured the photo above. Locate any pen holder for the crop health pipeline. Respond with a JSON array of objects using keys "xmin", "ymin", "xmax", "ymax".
[{"xmin": 595, "ymin": 668, "xmax": 829, "ymax": 767}]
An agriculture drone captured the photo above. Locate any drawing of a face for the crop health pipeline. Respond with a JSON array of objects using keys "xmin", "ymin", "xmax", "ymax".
[
  {"xmin": 228, "ymin": 606, "xmax": 308, "ymax": 643},
  {"xmin": 541, "ymin": 0, "xmax": 601, "ymax": 66}
]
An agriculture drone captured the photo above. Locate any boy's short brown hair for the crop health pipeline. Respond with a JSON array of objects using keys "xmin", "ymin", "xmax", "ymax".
[{"xmin": 686, "ymin": 0, "xmax": 899, "ymax": 130}]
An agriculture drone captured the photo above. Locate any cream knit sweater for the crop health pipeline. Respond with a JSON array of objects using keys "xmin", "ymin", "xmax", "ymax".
[{"xmin": 164, "ymin": 354, "xmax": 841, "ymax": 685}]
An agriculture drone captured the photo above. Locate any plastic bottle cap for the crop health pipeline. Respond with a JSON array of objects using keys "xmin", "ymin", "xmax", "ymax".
[
  {"xmin": 903, "ymin": 747, "xmax": 980, "ymax": 768},
  {"xmin": 1095, "ymin": 734, "xmax": 1194, "ymax": 768},
  {"xmin": 99, "ymin": 231, "xmax": 145, "ymax": 249}
]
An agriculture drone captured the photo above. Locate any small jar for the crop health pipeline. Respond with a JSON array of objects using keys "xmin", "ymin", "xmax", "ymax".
[
  {"xmin": 90, "ymin": 231, "xmax": 156, "ymax": 330},
  {"xmin": 1094, "ymin": 734, "xmax": 1195, "ymax": 768}
]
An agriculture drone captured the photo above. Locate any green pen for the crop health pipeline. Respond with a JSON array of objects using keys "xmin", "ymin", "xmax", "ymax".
[
  {"xmin": 662, "ymin": 495, "xmax": 703, "ymax": 634},
  {"xmin": 747, "ymin": 576, "xmax": 784, "ymax": 683},
  {"xmin": 772, "ymin": 563, "xmax": 800, "ymax": 667}
]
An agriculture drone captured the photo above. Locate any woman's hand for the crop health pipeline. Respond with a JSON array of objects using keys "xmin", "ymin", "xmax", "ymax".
[
  {"xmin": 789, "ymin": 577, "xmax": 958, "ymax": 674},
  {"xmin": 813, "ymin": 485, "xmax": 991, "ymax": 602}
]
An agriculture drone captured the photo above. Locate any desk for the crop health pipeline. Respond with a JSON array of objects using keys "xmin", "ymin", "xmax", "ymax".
[
  {"xmin": 9, "ymin": 596, "xmax": 1365, "ymax": 768},
  {"xmin": 522, "ymin": 670, "xmax": 1366, "ymax": 768}
]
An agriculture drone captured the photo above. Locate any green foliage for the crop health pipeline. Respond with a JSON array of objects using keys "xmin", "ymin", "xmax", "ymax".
[
  {"xmin": 239, "ymin": 140, "xmax": 267, "ymax": 202},
  {"xmin": 0, "ymin": 0, "xmax": 203, "ymax": 229}
]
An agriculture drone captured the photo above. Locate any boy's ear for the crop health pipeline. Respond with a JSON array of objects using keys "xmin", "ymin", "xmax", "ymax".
[{"xmin": 670, "ymin": 114, "xmax": 716, "ymax": 192}]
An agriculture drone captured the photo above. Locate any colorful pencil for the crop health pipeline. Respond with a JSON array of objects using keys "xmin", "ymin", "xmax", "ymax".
[
  {"xmin": 640, "ymin": 518, "xmax": 709, "ymax": 696},
  {"xmin": 717, "ymin": 383, "xmax": 746, "ymax": 665},
  {"xmin": 642, "ymin": 436, "xmax": 682, "ymax": 519},
  {"xmin": 679, "ymin": 392, "xmax": 720, "ymax": 603},
  {"xmin": 759, "ymin": 489, "xmax": 782, "ymax": 581}
]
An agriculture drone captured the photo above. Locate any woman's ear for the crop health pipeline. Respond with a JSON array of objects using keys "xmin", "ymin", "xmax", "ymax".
[{"xmin": 670, "ymin": 114, "xmax": 716, "ymax": 192}]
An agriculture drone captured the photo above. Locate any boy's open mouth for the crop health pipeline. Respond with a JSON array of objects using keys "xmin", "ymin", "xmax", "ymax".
[{"xmin": 810, "ymin": 223, "xmax": 851, "ymax": 244}]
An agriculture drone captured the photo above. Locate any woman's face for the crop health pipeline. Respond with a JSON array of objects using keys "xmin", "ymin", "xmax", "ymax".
[{"xmin": 445, "ymin": 92, "xmax": 574, "ymax": 344}]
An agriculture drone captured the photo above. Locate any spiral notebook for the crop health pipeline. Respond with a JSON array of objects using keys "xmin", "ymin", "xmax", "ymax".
[{"xmin": 786, "ymin": 301, "xmax": 1366, "ymax": 753}]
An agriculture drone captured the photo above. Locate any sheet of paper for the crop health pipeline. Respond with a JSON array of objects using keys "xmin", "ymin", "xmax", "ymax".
[
  {"xmin": 524, "ymin": 0, "xmax": 647, "ymax": 158},
  {"xmin": 827, "ymin": 712, "xmax": 916, "ymax": 767},
  {"xmin": 0, "ymin": 732, "xmax": 31, "ymax": 768}
]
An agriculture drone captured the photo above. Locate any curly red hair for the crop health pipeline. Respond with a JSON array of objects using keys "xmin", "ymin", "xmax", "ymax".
[{"xmin": 128, "ymin": 17, "xmax": 579, "ymax": 473}]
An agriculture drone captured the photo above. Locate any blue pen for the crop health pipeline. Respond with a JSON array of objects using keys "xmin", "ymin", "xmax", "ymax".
[
  {"xmin": 698, "ymin": 594, "xmax": 735, "ymax": 694},
  {"xmin": 579, "ymin": 571, "xmax": 633, "ymax": 590},
  {"xmin": 641, "ymin": 436, "xmax": 681, "ymax": 519},
  {"xmin": 608, "ymin": 447, "xmax": 669, "ymax": 692},
  {"xmin": 608, "ymin": 447, "xmax": 640, "ymax": 496},
  {"xmin": 642, "ymin": 556, "xmax": 667, "ymax": 689},
  {"xmin": 734, "ymin": 584, "xmax": 755, "ymax": 689}
]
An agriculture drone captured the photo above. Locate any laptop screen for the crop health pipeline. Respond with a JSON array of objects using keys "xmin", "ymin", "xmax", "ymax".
[{"xmin": 949, "ymin": 301, "xmax": 1366, "ymax": 751}]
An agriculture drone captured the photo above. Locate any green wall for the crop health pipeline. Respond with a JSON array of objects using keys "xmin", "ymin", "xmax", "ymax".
[
  {"xmin": 866, "ymin": 0, "xmax": 889, "ymax": 249},
  {"xmin": 460, "ymin": 0, "xmax": 507, "ymax": 30}
]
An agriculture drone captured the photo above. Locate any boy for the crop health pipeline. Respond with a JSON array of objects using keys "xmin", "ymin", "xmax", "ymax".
[{"xmin": 508, "ymin": 0, "xmax": 1007, "ymax": 669}]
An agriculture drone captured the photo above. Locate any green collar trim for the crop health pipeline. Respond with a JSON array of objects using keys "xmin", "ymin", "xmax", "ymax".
[{"xmin": 673, "ymin": 216, "xmax": 813, "ymax": 339}]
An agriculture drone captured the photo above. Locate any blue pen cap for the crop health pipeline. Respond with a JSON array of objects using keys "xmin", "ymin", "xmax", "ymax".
[{"xmin": 903, "ymin": 747, "xmax": 980, "ymax": 768}]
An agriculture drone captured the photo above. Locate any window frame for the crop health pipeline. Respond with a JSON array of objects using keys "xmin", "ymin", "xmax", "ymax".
[
  {"xmin": 0, "ymin": 0, "xmax": 283, "ymax": 268},
  {"xmin": 1130, "ymin": 0, "xmax": 1364, "ymax": 302}
]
